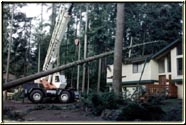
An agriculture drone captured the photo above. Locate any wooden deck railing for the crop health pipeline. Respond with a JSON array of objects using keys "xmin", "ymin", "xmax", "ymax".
[{"xmin": 145, "ymin": 84, "xmax": 177, "ymax": 98}]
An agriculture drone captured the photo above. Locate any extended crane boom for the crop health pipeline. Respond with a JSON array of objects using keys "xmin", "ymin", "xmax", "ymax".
[
  {"xmin": 22, "ymin": 3, "xmax": 79, "ymax": 104},
  {"xmin": 43, "ymin": 4, "xmax": 73, "ymax": 71}
]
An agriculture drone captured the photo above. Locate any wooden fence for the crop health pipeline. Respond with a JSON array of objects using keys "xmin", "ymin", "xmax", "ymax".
[{"xmin": 145, "ymin": 84, "xmax": 177, "ymax": 98}]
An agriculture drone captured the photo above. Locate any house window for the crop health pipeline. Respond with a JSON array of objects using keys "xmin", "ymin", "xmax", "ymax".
[
  {"xmin": 177, "ymin": 42, "xmax": 182, "ymax": 55},
  {"xmin": 133, "ymin": 63, "xmax": 142, "ymax": 73},
  {"xmin": 158, "ymin": 59, "xmax": 165, "ymax": 73},
  {"xmin": 167, "ymin": 53, "xmax": 171, "ymax": 72},
  {"xmin": 177, "ymin": 58, "xmax": 182, "ymax": 75}
]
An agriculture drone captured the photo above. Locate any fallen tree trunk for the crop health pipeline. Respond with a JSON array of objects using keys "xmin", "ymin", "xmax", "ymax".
[
  {"xmin": 3, "ymin": 40, "xmax": 165, "ymax": 91},
  {"xmin": 3, "ymin": 51, "xmax": 114, "ymax": 91}
]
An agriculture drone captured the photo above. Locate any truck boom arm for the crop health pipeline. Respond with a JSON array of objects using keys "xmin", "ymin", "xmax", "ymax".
[{"xmin": 43, "ymin": 4, "xmax": 73, "ymax": 71}]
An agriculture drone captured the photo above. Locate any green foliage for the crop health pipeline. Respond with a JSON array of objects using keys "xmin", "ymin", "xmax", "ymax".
[
  {"xmin": 2, "ymin": 3, "xmax": 37, "ymax": 78},
  {"xmin": 118, "ymin": 101, "xmax": 147, "ymax": 121},
  {"xmin": 12, "ymin": 90, "xmax": 24, "ymax": 101},
  {"xmin": 2, "ymin": 3, "xmax": 182, "ymax": 94},
  {"xmin": 118, "ymin": 102, "xmax": 165, "ymax": 121},
  {"xmin": 81, "ymin": 91, "xmax": 123, "ymax": 116},
  {"xmin": 81, "ymin": 91, "xmax": 165, "ymax": 121},
  {"xmin": 124, "ymin": 3, "xmax": 182, "ymax": 57},
  {"xmin": 3, "ymin": 107, "xmax": 25, "ymax": 121},
  {"xmin": 147, "ymin": 95, "xmax": 166, "ymax": 105}
]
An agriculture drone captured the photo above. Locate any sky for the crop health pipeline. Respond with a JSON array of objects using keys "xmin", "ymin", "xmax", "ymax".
[
  {"xmin": 18, "ymin": 3, "xmax": 51, "ymax": 34},
  {"xmin": 19, "ymin": 3, "xmax": 86, "ymax": 38},
  {"xmin": 13, "ymin": 3, "xmax": 52, "ymax": 52},
  {"xmin": 19, "ymin": 3, "xmax": 51, "ymax": 21},
  {"xmin": 15, "ymin": 3, "xmax": 78, "ymax": 52}
]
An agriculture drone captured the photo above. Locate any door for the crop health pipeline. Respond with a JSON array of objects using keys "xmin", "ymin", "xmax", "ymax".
[{"xmin": 159, "ymin": 75, "xmax": 166, "ymax": 85}]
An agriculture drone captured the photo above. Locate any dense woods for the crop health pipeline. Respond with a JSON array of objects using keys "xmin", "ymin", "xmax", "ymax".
[{"xmin": 2, "ymin": 2, "xmax": 183, "ymax": 94}]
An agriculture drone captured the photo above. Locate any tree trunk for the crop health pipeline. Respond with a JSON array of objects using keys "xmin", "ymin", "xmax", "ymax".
[
  {"xmin": 82, "ymin": 4, "xmax": 88, "ymax": 93},
  {"xmin": 50, "ymin": 3, "xmax": 56, "ymax": 34},
  {"xmin": 97, "ymin": 58, "xmax": 102, "ymax": 92},
  {"xmin": 38, "ymin": 3, "xmax": 43, "ymax": 72},
  {"xmin": 3, "ymin": 50, "xmax": 113, "ymax": 91},
  {"xmin": 76, "ymin": 43, "xmax": 81, "ymax": 91},
  {"xmin": 3, "ymin": 41, "xmax": 162, "ymax": 91},
  {"xmin": 87, "ymin": 66, "xmax": 90, "ymax": 94},
  {"xmin": 112, "ymin": 3, "xmax": 125, "ymax": 97},
  {"xmin": 4, "ymin": 4, "xmax": 15, "ymax": 100}
]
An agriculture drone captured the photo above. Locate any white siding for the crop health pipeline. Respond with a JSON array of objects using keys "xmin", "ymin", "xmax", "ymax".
[
  {"xmin": 171, "ymin": 47, "xmax": 183, "ymax": 80},
  {"xmin": 175, "ymin": 84, "xmax": 183, "ymax": 99},
  {"xmin": 107, "ymin": 62, "xmax": 152, "ymax": 83},
  {"xmin": 150, "ymin": 60, "xmax": 159, "ymax": 80},
  {"xmin": 171, "ymin": 47, "xmax": 183, "ymax": 99},
  {"xmin": 122, "ymin": 62, "xmax": 152, "ymax": 82}
]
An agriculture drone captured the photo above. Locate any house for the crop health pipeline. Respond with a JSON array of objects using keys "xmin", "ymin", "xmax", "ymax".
[{"xmin": 107, "ymin": 39, "xmax": 183, "ymax": 99}]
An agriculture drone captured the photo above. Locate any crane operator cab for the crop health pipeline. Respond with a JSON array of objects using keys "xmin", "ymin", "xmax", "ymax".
[
  {"xmin": 53, "ymin": 73, "xmax": 67, "ymax": 89},
  {"xmin": 38, "ymin": 72, "xmax": 68, "ymax": 89}
]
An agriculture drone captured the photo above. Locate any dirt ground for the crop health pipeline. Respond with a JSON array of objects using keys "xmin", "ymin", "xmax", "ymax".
[
  {"xmin": 2, "ymin": 98, "xmax": 183, "ymax": 123},
  {"xmin": 2, "ymin": 99, "xmax": 105, "ymax": 123}
]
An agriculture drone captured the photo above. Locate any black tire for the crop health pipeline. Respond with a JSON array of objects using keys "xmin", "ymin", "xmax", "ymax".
[
  {"xmin": 29, "ymin": 89, "xmax": 44, "ymax": 103},
  {"xmin": 58, "ymin": 91, "xmax": 71, "ymax": 103}
]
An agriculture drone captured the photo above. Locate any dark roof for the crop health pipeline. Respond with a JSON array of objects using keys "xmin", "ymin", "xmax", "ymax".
[
  {"xmin": 107, "ymin": 80, "xmax": 158, "ymax": 85},
  {"xmin": 123, "ymin": 54, "xmax": 152, "ymax": 64},
  {"xmin": 123, "ymin": 39, "xmax": 181, "ymax": 64},
  {"xmin": 151, "ymin": 39, "xmax": 181, "ymax": 59}
]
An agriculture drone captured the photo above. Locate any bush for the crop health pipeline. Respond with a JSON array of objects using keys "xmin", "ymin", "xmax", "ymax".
[
  {"xmin": 81, "ymin": 91, "xmax": 123, "ymax": 116},
  {"xmin": 12, "ymin": 90, "xmax": 24, "ymax": 101},
  {"xmin": 81, "ymin": 91, "xmax": 165, "ymax": 121},
  {"xmin": 3, "ymin": 107, "xmax": 25, "ymax": 121},
  {"xmin": 117, "ymin": 101, "xmax": 147, "ymax": 121},
  {"xmin": 142, "ymin": 103, "xmax": 165, "ymax": 121},
  {"xmin": 147, "ymin": 95, "xmax": 166, "ymax": 105},
  {"xmin": 117, "ymin": 102, "xmax": 165, "ymax": 121}
]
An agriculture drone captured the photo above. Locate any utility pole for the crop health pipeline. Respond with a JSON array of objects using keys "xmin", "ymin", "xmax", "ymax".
[
  {"xmin": 4, "ymin": 4, "xmax": 14, "ymax": 100},
  {"xmin": 82, "ymin": 4, "xmax": 88, "ymax": 93}
]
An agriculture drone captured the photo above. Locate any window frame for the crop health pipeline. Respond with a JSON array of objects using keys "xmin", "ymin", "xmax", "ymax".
[
  {"xmin": 177, "ymin": 58, "xmax": 182, "ymax": 76},
  {"xmin": 133, "ymin": 63, "xmax": 142, "ymax": 73}
]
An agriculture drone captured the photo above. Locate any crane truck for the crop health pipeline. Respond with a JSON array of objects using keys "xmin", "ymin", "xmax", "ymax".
[{"xmin": 23, "ymin": 3, "xmax": 79, "ymax": 103}]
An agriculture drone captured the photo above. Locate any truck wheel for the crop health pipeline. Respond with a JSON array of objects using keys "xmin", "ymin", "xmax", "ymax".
[
  {"xmin": 29, "ymin": 90, "xmax": 43, "ymax": 103},
  {"xmin": 59, "ymin": 91, "xmax": 71, "ymax": 103}
]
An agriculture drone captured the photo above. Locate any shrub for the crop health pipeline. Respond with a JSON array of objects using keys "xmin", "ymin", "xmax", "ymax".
[
  {"xmin": 81, "ymin": 91, "xmax": 165, "ymax": 121},
  {"xmin": 117, "ymin": 102, "xmax": 165, "ymax": 121},
  {"xmin": 117, "ymin": 101, "xmax": 147, "ymax": 121},
  {"xmin": 81, "ymin": 91, "xmax": 122, "ymax": 116},
  {"xmin": 142, "ymin": 103, "xmax": 165, "ymax": 121},
  {"xmin": 12, "ymin": 90, "xmax": 24, "ymax": 101},
  {"xmin": 3, "ymin": 107, "xmax": 25, "ymax": 121},
  {"xmin": 147, "ymin": 94, "xmax": 166, "ymax": 105}
]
